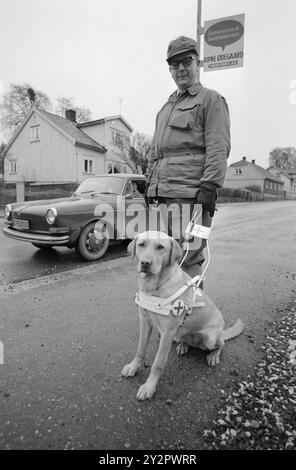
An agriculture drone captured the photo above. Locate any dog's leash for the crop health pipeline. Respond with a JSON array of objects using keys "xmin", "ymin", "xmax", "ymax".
[{"xmin": 178, "ymin": 206, "xmax": 215, "ymax": 289}]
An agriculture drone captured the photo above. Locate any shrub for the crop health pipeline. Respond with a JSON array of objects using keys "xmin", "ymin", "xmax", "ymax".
[
  {"xmin": 245, "ymin": 185, "xmax": 261, "ymax": 192},
  {"xmin": 218, "ymin": 187, "xmax": 247, "ymax": 198}
]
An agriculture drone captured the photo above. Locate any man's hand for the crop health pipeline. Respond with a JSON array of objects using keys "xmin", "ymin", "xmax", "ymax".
[{"xmin": 196, "ymin": 182, "xmax": 217, "ymax": 217}]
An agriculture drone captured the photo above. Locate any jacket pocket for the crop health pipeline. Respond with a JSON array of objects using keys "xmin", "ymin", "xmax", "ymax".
[
  {"xmin": 168, "ymin": 154, "xmax": 205, "ymax": 187},
  {"xmin": 169, "ymin": 104, "xmax": 200, "ymax": 130}
]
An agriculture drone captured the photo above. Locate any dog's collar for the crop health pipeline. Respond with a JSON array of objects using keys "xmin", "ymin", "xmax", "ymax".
[{"xmin": 135, "ymin": 284, "xmax": 205, "ymax": 317}]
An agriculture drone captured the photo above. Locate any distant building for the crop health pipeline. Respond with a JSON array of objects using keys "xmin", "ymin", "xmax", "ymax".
[
  {"xmin": 224, "ymin": 157, "xmax": 285, "ymax": 200},
  {"xmin": 285, "ymin": 168, "xmax": 296, "ymax": 198},
  {"xmin": 78, "ymin": 115, "xmax": 133, "ymax": 174},
  {"xmin": 267, "ymin": 166, "xmax": 296, "ymax": 199},
  {"xmin": 2, "ymin": 107, "xmax": 133, "ymax": 184}
]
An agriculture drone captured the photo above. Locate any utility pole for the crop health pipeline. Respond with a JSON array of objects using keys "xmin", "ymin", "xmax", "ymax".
[{"xmin": 196, "ymin": 0, "xmax": 203, "ymax": 82}]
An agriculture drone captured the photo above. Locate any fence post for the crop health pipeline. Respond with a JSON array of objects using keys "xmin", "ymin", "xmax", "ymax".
[{"xmin": 16, "ymin": 181, "xmax": 25, "ymax": 202}]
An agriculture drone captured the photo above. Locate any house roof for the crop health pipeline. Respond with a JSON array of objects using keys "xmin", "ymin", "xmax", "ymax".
[
  {"xmin": 229, "ymin": 159, "xmax": 249, "ymax": 167},
  {"xmin": 266, "ymin": 166, "xmax": 294, "ymax": 179},
  {"xmin": 285, "ymin": 167, "xmax": 296, "ymax": 176},
  {"xmin": 2, "ymin": 107, "xmax": 107, "ymax": 156},
  {"xmin": 229, "ymin": 158, "xmax": 282, "ymax": 183},
  {"xmin": 77, "ymin": 114, "xmax": 133, "ymax": 133},
  {"xmin": 39, "ymin": 110, "xmax": 107, "ymax": 153}
]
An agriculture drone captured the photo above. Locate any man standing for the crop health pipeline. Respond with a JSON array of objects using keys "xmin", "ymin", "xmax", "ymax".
[{"xmin": 146, "ymin": 35, "xmax": 231, "ymax": 280}]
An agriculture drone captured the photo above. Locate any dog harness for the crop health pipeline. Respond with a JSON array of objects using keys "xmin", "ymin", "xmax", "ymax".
[
  {"xmin": 135, "ymin": 216, "xmax": 213, "ymax": 318},
  {"xmin": 135, "ymin": 276, "xmax": 205, "ymax": 317}
]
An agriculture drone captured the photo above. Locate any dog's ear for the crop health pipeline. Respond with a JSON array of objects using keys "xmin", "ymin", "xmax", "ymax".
[
  {"xmin": 169, "ymin": 237, "xmax": 182, "ymax": 265},
  {"xmin": 127, "ymin": 235, "xmax": 138, "ymax": 260}
]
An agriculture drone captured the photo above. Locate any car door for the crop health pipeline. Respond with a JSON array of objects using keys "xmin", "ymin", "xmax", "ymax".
[{"xmin": 123, "ymin": 179, "xmax": 147, "ymax": 238}]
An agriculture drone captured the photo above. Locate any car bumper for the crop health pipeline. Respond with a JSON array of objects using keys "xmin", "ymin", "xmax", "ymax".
[{"xmin": 3, "ymin": 227, "xmax": 70, "ymax": 246}]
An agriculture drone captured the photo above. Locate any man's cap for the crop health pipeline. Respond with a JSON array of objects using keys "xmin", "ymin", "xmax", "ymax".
[{"xmin": 167, "ymin": 36, "xmax": 199, "ymax": 63}]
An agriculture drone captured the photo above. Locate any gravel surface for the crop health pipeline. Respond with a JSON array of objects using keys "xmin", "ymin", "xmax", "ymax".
[{"xmin": 203, "ymin": 302, "xmax": 296, "ymax": 450}]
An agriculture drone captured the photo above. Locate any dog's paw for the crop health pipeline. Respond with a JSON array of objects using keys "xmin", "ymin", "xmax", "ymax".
[
  {"xmin": 121, "ymin": 361, "xmax": 139, "ymax": 377},
  {"xmin": 136, "ymin": 382, "xmax": 156, "ymax": 400},
  {"xmin": 206, "ymin": 350, "xmax": 221, "ymax": 367},
  {"xmin": 176, "ymin": 342, "xmax": 189, "ymax": 356}
]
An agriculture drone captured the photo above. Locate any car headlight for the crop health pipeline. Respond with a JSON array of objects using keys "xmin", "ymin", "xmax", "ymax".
[
  {"xmin": 45, "ymin": 208, "xmax": 57, "ymax": 225},
  {"xmin": 4, "ymin": 204, "xmax": 12, "ymax": 219}
]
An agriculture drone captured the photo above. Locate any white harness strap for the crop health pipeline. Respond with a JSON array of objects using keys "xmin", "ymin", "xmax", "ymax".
[
  {"xmin": 155, "ymin": 274, "xmax": 203, "ymax": 308},
  {"xmin": 135, "ymin": 284, "xmax": 205, "ymax": 317}
]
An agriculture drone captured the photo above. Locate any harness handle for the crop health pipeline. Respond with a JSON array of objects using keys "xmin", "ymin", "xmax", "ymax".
[{"xmin": 179, "ymin": 208, "xmax": 215, "ymax": 288}]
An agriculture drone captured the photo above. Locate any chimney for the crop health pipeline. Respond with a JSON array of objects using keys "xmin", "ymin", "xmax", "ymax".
[
  {"xmin": 65, "ymin": 109, "xmax": 76, "ymax": 123},
  {"xmin": 252, "ymin": 159, "xmax": 255, "ymax": 164},
  {"xmin": 27, "ymin": 88, "xmax": 36, "ymax": 106},
  {"xmin": 242, "ymin": 156, "xmax": 246, "ymax": 161}
]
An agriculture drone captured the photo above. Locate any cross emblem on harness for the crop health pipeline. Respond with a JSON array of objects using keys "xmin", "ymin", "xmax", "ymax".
[{"xmin": 172, "ymin": 299, "xmax": 185, "ymax": 317}]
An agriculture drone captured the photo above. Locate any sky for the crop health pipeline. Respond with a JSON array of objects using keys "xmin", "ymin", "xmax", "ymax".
[{"xmin": 0, "ymin": 0, "xmax": 296, "ymax": 168}]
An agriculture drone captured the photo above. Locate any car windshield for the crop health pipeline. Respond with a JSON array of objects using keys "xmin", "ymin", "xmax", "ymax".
[{"xmin": 74, "ymin": 177, "xmax": 124, "ymax": 196}]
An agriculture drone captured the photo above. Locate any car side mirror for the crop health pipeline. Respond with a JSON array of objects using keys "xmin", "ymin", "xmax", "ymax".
[{"xmin": 125, "ymin": 193, "xmax": 133, "ymax": 199}]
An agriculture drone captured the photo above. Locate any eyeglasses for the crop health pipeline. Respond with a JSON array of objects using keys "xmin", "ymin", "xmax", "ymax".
[{"xmin": 169, "ymin": 57, "xmax": 196, "ymax": 70}]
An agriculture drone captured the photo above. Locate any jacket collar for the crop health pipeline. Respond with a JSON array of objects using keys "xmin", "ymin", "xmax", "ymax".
[
  {"xmin": 169, "ymin": 82, "xmax": 203, "ymax": 101},
  {"xmin": 187, "ymin": 82, "xmax": 203, "ymax": 95}
]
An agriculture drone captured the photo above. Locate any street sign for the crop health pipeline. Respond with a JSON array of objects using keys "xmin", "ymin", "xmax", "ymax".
[{"xmin": 203, "ymin": 13, "xmax": 245, "ymax": 72}]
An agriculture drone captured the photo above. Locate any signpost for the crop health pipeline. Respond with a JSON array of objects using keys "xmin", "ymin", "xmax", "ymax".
[
  {"xmin": 203, "ymin": 14, "xmax": 245, "ymax": 72},
  {"xmin": 196, "ymin": 1, "xmax": 245, "ymax": 74}
]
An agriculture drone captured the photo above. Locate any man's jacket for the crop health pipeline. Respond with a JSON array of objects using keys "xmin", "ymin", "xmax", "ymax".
[{"xmin": 147, "ymin": 82, "xmax": 231, "ymax": 198}]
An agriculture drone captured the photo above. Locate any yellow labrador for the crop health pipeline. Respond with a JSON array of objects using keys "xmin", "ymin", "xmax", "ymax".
[{"xmin": 121, "ymin": 231, "xmax": 244, "ymax": 400}]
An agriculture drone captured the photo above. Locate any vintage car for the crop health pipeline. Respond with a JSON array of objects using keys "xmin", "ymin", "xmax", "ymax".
[{"xmin": 3, "ymin": 174, "xmax": 148, "ymax": 261}]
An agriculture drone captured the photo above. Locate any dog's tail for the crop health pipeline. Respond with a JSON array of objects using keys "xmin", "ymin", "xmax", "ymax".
[{"xmin": 222, "ymin": 319, "xmax": 244, "ymax": 341}]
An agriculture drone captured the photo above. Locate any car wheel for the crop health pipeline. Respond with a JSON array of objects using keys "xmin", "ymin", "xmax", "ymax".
[
  {"xmin": 32, "ymin": 243, "xmax": 53, "ymax": 249},
  {"xmin": 75, "ymin": 220, "xmax": 110, "ymax": 261}
]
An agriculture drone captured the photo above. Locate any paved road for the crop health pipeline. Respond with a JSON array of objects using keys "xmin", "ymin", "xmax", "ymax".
[
  {"xmin": 0, "ymin": 218, "xmax": 129, "ymax": 286},
  {"xmin": 0, "ymin": 200, "xmax": 296, "ymax": 450}
]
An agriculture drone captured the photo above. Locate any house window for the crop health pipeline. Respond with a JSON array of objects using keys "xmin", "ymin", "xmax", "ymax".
[
  {"xmin": 30, "ymin": 125, "xmax": 40, "ymax": 142},
  {"xmin": 84, "ymin": 159, "xmax": 94, "ymax": 174},
  {"xmin": 108, "ymin": 163, "xmax": 120, "ymax": 174},
  {"xmin": 10, "ymin": 160, "xmax": 17, "ymax": 174},
  {"xmin": 112, "ymin": 130, "xmax": 126, "ymax": 147},
  {"xmin": 235, "ymin": 168, "xmax": 242, "ymax": 174}
]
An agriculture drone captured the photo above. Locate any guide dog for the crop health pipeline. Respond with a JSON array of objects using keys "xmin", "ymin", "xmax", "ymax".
[{"xmin": 121, "ymin": 231, "xmax": 244, "ymax": 400}]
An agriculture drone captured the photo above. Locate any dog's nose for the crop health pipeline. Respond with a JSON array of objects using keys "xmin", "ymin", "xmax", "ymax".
[{"xmin": 141, "ymin": 260, "xmax": 152, "ymax": 267}]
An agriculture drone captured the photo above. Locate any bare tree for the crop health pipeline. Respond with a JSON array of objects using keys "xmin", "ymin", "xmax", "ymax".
[
  {"xmin": 0, "ymin": 141, "xmax": 5, "ymax": 176},
  {"xmin": 131, "ymin": 132, "xmax": 152, "ymax": 174},
  {"xmin": 269, "ymin": 147, "xmax": 296, "ymax": 169},
  {"xmin": 114, "ymin": 134, "xmax": 137, "ymax": 173},
  {"xmin": 114, "ymin": 131, "xmax": 152, "ymax": 174},
  {"xmin": 0, "ymin": 83, "xmax": 52, "ymax": 139},
  {"xmin": 55, "ymin": 97, "xmax": 92, "ymax": 123}
]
